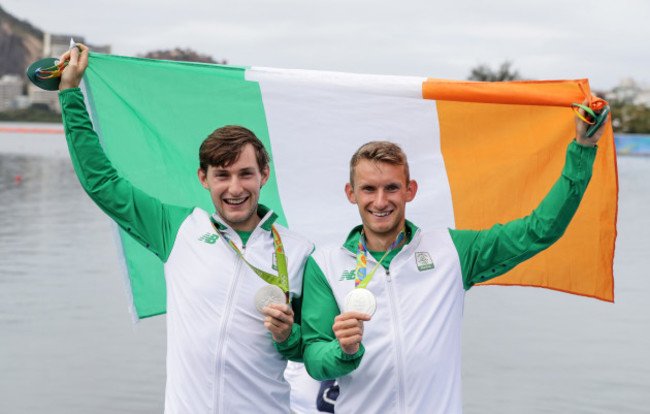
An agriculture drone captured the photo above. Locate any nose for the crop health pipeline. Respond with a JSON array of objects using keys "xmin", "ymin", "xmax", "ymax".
[
  {"xmin": 228, "ymin": 176, "xmax": 244, "ymax": 195},
  {"xmin": 374, "ymin": 189, "xmax": 389, "ymax": 209}
]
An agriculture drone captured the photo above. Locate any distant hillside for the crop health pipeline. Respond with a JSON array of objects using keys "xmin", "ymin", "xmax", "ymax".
[
  {"xmin": 0, "ymin": 5, "xmax": 43, "ymax": 77},
  {"xmin": 140, "ymin": 48, "xmax": 226, "ymax": 64}
]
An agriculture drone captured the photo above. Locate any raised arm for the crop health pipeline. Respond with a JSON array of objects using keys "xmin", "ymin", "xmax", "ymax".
[
  {"xmin": 452, "ymin": 101, "xmax": 609, "ymax": 288},
  {"xmin": 59, "ymin": 45, "xmax": 192, "ymax": 262}
]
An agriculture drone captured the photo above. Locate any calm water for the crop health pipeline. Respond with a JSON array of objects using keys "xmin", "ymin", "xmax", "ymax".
[{"xmin": 1, "ymin": 125, "xmax": 648, "ymax": 413}]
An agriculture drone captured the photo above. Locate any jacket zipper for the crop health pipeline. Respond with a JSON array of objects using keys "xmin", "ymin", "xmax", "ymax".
[
  {"xmin": 385, "ymin": 268, "xmax": 407, "ymax": 413},
  {"xmin": 213, "ymin": 239, "xmax": 245, "ymax": 414}
]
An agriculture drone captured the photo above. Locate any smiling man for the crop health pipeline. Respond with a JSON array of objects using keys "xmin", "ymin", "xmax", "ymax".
[
  {"xmin": 301, "ymin": 109, "xmax": 608, "ymax": 413},
  {"xmin": 57, "ymin": 44, "xmax": 313, "ymax": 413}
]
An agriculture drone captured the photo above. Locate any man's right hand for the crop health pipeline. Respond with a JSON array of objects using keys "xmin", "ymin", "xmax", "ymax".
[
  {"xmin": 333, "ymin": 311, "xmax": 371, "ymax": 355},
  {"xmin": 59, "ymin": 43, "xmax": 89, "ymax": 91}
]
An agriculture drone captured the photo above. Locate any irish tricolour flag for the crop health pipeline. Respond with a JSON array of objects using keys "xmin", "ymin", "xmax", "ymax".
[{"xmin": 81, "ymin": 53, "xmax": 617, "ymax": 320}]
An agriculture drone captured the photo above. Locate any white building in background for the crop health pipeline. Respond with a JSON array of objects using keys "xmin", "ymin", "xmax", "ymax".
[
  {"xmin": 0, "ymin": 75, "xmax": 23, "ymax": 111},
  {"xmin": 43, "ymin": 34, "xmax": 111, "ymax": 57},
  {"xmin": 606, "ymin": 78, "xmax": 650, "ymax": 107}
]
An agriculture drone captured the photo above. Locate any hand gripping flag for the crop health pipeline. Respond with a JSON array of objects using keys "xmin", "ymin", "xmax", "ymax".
[{"xmin": 79, "ymin": 53, "xmax": 617, "ymax": 320}]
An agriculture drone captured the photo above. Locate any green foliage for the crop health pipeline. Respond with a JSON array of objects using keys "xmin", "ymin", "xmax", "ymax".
[
  {"xmin": 468, "ymin": 61, "xmax": 521, "ymax": 82},
  {"xmin": 0, "ymin": 104, "xmax": 62, "ymax": 123},
  {"xmin": 610, "ymin": 101, "xmax": 650, "ymax": 133}
]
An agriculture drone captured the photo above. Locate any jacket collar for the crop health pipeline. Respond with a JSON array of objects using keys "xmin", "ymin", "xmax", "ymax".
[
  {"xmin": 342, "ymin": 219, "xmax": 420, "ymax": 254},
  {"xmin": 210, "ymin": 204, "xmax": 278, "ymax": 233}
]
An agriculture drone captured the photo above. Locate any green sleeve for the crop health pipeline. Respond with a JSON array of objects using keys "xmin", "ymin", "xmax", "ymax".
[
  {"xmin": 59, "ymin": 88, "xmax": 193, "ymax": 262},
  {"xmin": 273, "ymin": 296, "xmax": 303, "ymax": 362},
  {"xmin": 450, "ymin": 140, "xmax": 597, "ymax": 289},
  {"xmin": 301, "ymin": 257, "xmax": 365, "ymax": 380}
]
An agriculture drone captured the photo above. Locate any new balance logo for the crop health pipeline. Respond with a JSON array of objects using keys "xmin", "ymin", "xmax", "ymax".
[
  {"xmin": 339, "ymin": 270, "xmax": 356, "ymax": 281},
  {"xmin": 198, "ymin": 233, "xmax": 219, "ymax": 244}
]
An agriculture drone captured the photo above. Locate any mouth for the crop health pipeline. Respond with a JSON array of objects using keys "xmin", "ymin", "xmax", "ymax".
[
  {"xmin": 370, "ymin": 209, "xmax": 393, "ymax": 218},
  {"xmin": 224, "ymin": 196, "xmax": 249, "ymax": 206}
]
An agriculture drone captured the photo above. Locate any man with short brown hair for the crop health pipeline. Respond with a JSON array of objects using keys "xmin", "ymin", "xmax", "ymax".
[
  {"xmin": 302, "ymin": 112, "xmax": 608, "ymax": 413},
  {"xmin": 58, "ymin": 44, "xmax": 313, "ymax": 413}
]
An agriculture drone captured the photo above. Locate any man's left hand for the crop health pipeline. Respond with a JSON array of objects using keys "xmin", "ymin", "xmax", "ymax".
[
  {"xmin": 263, "ymin": 303, "xmax": 294, "ymax": 343},
  {"xmin": 575, "ymin": 98, "xmax": 610, "ymax": 147}
]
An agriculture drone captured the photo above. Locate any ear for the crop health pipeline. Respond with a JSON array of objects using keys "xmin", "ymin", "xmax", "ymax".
[
  {"xmin": 198, "ymin": 168, "xmax": 210, "ymax": 190},
  {"xmin": 406, "ymin": 179, "xmax": 418, "ymax": 202},
  {"xmin": 260, "ymin": 164, "xmax": 270, "ymax": 187},
  {"xmin": 345, "ymin": 182, "xmax": 357, "ymax": 204}
]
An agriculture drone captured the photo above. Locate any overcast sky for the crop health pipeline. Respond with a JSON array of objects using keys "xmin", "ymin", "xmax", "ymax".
[{"xmin": 3, "ymin": 0, "xmax": 647, "ymax": 91}]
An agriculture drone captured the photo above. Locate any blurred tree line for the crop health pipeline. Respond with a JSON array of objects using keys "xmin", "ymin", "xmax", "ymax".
[
  {"xmin": 608, "ymin": 100, "xmax": 650, "ymax": 134},
  {"xmin": 0, "ymin": 103, "xmax": 62, "ymax": 122},
  {"xmin": 467, "ymin": 61, "xmax": 521, "ymax": 82}
]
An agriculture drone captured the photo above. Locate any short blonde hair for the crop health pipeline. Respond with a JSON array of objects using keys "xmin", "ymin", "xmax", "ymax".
[{"xmin": 349, "ymin": 141, "xmax": 410, "ymax": 186}]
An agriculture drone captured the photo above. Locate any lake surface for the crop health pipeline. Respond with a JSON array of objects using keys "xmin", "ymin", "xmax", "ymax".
[{"xmin": 1, "ymin": 124, "xmax": 648, "ymax": 413}]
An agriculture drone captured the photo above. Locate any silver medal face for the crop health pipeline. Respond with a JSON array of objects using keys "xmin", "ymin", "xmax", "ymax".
[
  {"xmin": 343, "ymin": 289, "xmax": 376, "ymax": 317},
  {"xmin": 254, "ymin": 284, "xmax": 286, "ymax": 314}
]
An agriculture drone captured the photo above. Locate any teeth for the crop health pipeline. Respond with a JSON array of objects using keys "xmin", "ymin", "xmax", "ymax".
[
  {"xmin": 225, "ymin": 198, "xmax": 246, "ymax": 205},
  {"xmin": 372, "ymin": 211, "xmax": 392, "ymax": 217}
]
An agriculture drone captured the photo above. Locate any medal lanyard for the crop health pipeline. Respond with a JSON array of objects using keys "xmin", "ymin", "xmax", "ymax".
[
  {"xmin": 354, "ymin": 227, "xmax": 406, "ymax": 289},
  {"xmin": 212, "ymin": 222, "xmax": 289, "ymax": 303}
]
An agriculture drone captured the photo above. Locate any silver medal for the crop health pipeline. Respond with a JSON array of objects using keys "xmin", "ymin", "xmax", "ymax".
[
  {"xmin": 343, "ymin": 289, "xmax": 376, "ymax": 317},
  {"xmin": 254, "ymin": 284, "xmax": 286, "ymax": 314}
]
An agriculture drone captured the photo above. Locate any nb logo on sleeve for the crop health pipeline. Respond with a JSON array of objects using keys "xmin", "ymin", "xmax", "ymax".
[{"xmin": 198, "ymin": 233, "xmax": 219, "ymax": 244}]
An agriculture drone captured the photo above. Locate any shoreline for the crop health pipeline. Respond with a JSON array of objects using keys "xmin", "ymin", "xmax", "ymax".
[{"xmin": 0, "ymin": 126, "xmax": 64, "ymax": 134}]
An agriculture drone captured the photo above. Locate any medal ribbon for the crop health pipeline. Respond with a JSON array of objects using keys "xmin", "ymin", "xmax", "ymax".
[
  {"xmin": 212, "ymin": 220, "xmax": 289, "ymax": 303},
  {"xmin": 354, "ymin": 227, "xmax": 406, "ymax": 289}
]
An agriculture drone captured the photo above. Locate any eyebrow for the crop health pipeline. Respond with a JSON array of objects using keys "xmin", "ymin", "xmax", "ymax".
[
  {"xmin": 213, "ymin": 166, "xmax": 256, "ymax": 173},
  {"xmin": 359, "ymin": 181, "xmax": 402, "ymax": 188}
]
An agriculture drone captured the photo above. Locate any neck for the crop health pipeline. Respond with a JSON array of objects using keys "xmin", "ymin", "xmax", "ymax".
[
  {"xmin": 218, "ymin": 214, "xmax": 261, "ymax": 232},
  {"xmin": 233, "ymin": 225, "xmax": 256, "ymax": 233},
  {"xmin": 363, "ymin": 226, "xmax": 405, "ymax": 252}
]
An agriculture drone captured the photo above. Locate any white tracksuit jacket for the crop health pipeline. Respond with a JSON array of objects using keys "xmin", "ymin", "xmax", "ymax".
[
  {"xmin": 302, "ymin": 140, "xmax": 596, "ymax": 413},
  {"xmin": 60, "ymin": 88, "xmax": 313, "ymax": 414}
]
